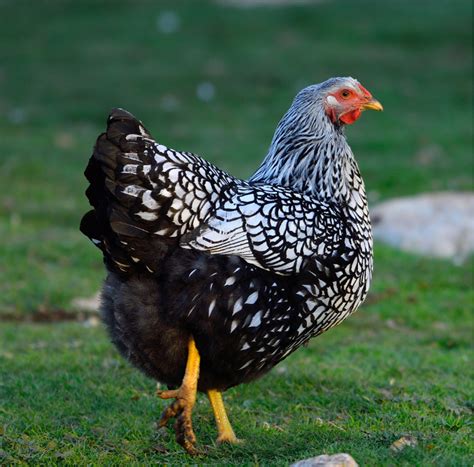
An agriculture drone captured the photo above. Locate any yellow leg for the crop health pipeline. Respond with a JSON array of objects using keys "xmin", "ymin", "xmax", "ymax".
[
  {"xmin": 157, "ymin": 337, "xmax": 201, "ymax": 455},
  {"xmin": 207, "ymin": 389, "xmax": 240, "ymax": 444}
]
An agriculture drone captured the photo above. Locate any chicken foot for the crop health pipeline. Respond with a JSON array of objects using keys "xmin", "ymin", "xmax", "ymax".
[
  {"xmin": 157, "ymin": 337, "xmax": 200, "ymax": 455},
  {"xmin": 207, "ymin": 389, "xmax": 240, "ymax": 444}
]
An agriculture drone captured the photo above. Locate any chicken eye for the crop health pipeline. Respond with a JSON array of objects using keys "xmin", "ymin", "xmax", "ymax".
[{"xmin": 341, "ymin": 89, "xmax": 351, "ymax": 99}]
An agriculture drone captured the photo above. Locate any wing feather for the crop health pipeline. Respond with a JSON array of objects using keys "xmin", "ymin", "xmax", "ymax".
[{"xmin": 182, "ymin": 184, "xmax": 346, "ymax": 275}]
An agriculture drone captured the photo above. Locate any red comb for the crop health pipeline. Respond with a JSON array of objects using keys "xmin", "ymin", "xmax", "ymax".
[{"xmin": 357, "ymin": 83, "xmax": 372, "ymax": 98}]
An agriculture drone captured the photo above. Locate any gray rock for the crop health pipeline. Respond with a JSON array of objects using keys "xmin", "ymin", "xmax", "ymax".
[
  {"xmin": 70, "ymin": 291, "xmax": 101, "ymax": 313},
  {"xmin": 291, "ymin": 453, "xmax": 358, "ymax": 467},
  {"xmin": 371, "ymin": 192, "xmax": 474, "ymax": 263}
]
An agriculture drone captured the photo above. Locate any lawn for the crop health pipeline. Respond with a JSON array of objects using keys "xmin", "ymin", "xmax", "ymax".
[{"xmin": 0, "ymin": 0, "xmax": 473, "ymax": 465}]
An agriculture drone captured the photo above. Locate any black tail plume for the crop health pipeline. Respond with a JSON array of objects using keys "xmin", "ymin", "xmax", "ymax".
[{"xmin": 80, "ymin": 108, "xmax": 160, "ymax": 274}]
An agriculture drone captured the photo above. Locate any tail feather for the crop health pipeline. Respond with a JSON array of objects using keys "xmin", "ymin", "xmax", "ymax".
[{"xmin": 80, "ymin": 108, "xmax": 172, "ymax": 274}]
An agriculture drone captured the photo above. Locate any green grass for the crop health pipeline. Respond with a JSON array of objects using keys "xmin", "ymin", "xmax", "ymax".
[
  {"xmin": 0, "ymin": 0, "xmax": 473, "ymax": 464},
  {"xmin": 1, "ymin": 250, "xmax": 473, "ymax": 464}
]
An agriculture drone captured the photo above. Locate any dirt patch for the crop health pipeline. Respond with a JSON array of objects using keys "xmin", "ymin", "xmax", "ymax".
[{"xmin": 0, "ymin": 308, "xmax": 90, "ymax": 323}]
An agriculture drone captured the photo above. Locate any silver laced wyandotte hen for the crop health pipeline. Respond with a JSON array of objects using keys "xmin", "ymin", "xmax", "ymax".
[{"xmin": 80, "ymin": 77, "xmax": 382, "ymax": 454}]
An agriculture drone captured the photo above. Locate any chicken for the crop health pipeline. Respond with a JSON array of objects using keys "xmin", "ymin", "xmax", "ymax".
[{"xmin": 80, "ymin": 77, "xmax": 382, "ymax": 454}]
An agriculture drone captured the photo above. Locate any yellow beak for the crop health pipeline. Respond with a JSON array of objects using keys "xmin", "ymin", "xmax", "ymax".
[{"xmin": 361, "ymin": 98, "xmax": 383, "ymax": 111}]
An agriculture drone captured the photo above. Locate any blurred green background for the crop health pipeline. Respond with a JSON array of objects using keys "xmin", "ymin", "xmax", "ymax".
[
  {"xmin": 0, "ymin": 0, "xmax": 472, "ymax": 465},
  {"xmin": 0, "ymin": 0, "xmax": 472, "ymax": 314}
]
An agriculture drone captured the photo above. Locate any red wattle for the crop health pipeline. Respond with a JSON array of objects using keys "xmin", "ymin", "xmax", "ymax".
[{"xmin": 340, "ymin": 109, "xmax": 361, "ymax": 125}]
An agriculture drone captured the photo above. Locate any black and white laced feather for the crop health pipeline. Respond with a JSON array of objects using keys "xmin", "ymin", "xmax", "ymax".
[{"xmin": 81, "ymin": 77, "xmax": 373, "ymax": 390}]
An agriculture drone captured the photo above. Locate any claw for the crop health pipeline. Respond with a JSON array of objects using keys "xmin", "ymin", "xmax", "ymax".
[
  {"xmin": 157, "ymin": 388, "xmax": 179, "ymax": 400},
  {"xmin": 175, "ymin": 408, "xmax": 198, "ymax": 454},
  {"xmin": 156, "ymin": 337, "xmax": 201, "ymax": 455},
  {"xmin": 158, "ymin": 396, "xmax": 198, "ymax": 454},
  {"xmin": 158, "ymin": 399, "xmax": 181, "ymax": 427}
]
